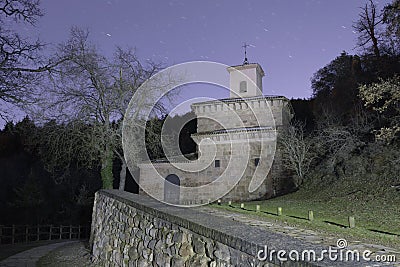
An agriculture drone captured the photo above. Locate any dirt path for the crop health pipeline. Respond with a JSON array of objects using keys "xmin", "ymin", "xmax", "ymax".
[
  {"xmin": 0, "ymin": 241, "xmax": 78, "ymax": 267},
  {"xmin": 35, "ymin": 241, "xmax": 95, "ymax": 267}
]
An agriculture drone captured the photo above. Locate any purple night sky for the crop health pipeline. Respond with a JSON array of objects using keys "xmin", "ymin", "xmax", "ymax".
[{"xmin": 16, "ymin": 0, "xmax": 391, "ymax": 116}]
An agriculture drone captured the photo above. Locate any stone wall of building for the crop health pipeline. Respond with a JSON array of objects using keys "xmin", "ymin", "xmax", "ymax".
[
  {"xmin": 192, "ymin": 96, "xmax": 292, "ymax": 133},
  {"xmin": 90, "ymin": 190, "xmax": 325, "ymax": 267},
  {"xmin": 138, "ymin": 146, "xmax": 284, "ymax": 204},
  {"xmin": 138, "ymin": 135, "xmax": 291, "ymax": 205},
  {"xmin": 137, "ymin": 95, "xmax": 294, "ymax": 204}
]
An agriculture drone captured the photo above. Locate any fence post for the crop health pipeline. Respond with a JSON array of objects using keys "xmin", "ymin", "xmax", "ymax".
[
  {"xmin": 277, "ymin": 207, "xmax": 282, "ymax": 216},
  {"xmin": 49, "ymin": 225, "xmax": 52, "ymax": 240},
  {"xmin": 256, "ymin": 205, "xmax": 260, "ymax": 212},
  {"xmin": 25, "ymin": 225, "xmax": 28, "ymax": 243},
  {"xmin": 69, "ymin": 225, "xmax": 72, "ymax": 239},
  {"xmin": 78, "ymin": 225, "xmax": 81, "ymax": 239},
  {"xmin": 59, "ymin": 225, "xmax": 62, "ymax": 240},
  {"xmin": 37, "ymin": 225, "xmax": 40, "ymax": 241},
  {"xmin": 348, "ymin": 216, "xmax": 355, "ymax": 228},
  {"xmin": 11, "ymin": 225, "xmax": 15, "ymax": 244},
  {"xmin": 308, "ymin": 211, "xmax": 314, "ymax": 221}
]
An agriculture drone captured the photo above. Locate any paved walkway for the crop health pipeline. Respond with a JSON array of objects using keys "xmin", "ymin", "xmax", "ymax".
[
  {"xmin": 0, "ymin": 241, "xmax": 79, "ymax": 267},
  {"xmin": 199, "ymin": 206, "xmax": 400, "ymax": 266}
]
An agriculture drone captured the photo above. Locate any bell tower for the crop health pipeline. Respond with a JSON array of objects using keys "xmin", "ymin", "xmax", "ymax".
[
  {"xmin": 227, "ymin": 63, "xmax": 265, "ymax": 98},
  {"xmin": 227, "ymin": 43, "xmax": 265, "ymax": 98}
]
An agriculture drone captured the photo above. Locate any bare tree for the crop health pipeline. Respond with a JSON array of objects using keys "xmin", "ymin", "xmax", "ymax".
[
  {"xmin": 313, "ymin": 108, "xmax": 364, "ymax": 169},
  {"xmin": 0, "ymin": 0, "xmax": 67, "ymax": 122},
  {"xmin": 353, "ymin": 0, "xmax": 383, "ymax": 57},
  {"xmin": 38, "ymin": 28, "xmax": 168, "ymax": 190},
  {"xmin": 278, "ymin": 122, "xmax": 315, "ymax": 188},
  {"xmin": 279, "ymin": 116, "xmax": 359, "ymax": 187},
  {"xmin": 382, "ymin": 0, "xmax": 400, "ymax": 55}
]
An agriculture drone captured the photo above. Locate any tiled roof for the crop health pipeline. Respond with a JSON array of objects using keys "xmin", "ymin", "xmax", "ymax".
[{"xmin": 228, "ymin": 63, "xmax": 259, "ymax": 68}]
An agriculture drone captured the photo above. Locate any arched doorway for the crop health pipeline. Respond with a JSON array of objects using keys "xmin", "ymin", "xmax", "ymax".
[{"xmin": 164, "ymin": 174, "xmax": 180, "ymax": 204}]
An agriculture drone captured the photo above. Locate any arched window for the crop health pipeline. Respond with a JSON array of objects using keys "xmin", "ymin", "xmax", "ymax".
[{"xmin": 240, "ymin": 81, "xmax": 247, "ymax": 92}]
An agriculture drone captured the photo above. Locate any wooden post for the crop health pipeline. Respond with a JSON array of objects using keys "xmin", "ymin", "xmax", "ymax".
[
  {"xmin": 240, "ymin": 203, "xmax": 245, "ymax": 209},
  {"xmin": 78, "ymin": 225, "xmax": 81, "ymax": 239},
  {"xmin": 59, "ymin": 225, "xmax": 62, "ymax": 240},
  {"xmin": 228, "ymin": 201, "xmax": 232, "ymax": 206},
  {"xmin": 308, "ymin": 211, "xmax": 314, "ymax": 221},
  {"xmin": 69, "ymin": 225, "xmax": 72, "ymax": 239},
  {"xmin": 36, "ymin": 225, "xmax": 40, "ymax": 241},
  {"xmin": 25, "ymin": 225, "xmax": 28, "ymax": 243},
  {"xmin": 256, "ymin": 205, "xmax": 260, "ymax": 212},
  {"xmin": 277, "ymin": 207, "xmax": 282, "ymax": 216},
  {"xmin": 12, "ymin": 225, "xmax": 15, "ymax": 244},
  {"xmin": 348, "ymin": 216, "xmax": 355, "ymax": 228},
  {"xmin": 49, "ymin": 225, "xmax": 52, "ymax": 240}
]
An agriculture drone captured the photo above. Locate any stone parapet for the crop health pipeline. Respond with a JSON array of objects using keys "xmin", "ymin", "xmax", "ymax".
[
  {"xmin": 90, "ymin": 190, "xmax": 358, "ymax": 266},
  {"xmin": 192, "ymin": 96, "xmax": 293, "ymax": 132}
]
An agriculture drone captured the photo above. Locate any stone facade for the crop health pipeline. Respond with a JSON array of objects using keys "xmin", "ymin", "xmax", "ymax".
[{"xmin": 138, "ymin": 62, "xmax": 293, "ymax": 204}]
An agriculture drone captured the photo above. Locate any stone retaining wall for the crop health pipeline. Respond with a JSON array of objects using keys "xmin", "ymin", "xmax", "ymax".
[{"xmin": 90, "ymin": 190, "xmax": 342, "ymax": 266}]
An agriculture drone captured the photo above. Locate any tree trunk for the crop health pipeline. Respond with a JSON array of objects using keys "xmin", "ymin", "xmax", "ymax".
[
  {"xmin": 372, "ymin": 36, "xmax": 380, "ymax": 58},
  {"xmin": 118, "ymin": 159, "xmax": 127, "ymax": 191},
  {"xmin": 101, "ymin": 148, "xmax": 114, "ymax": 189}
]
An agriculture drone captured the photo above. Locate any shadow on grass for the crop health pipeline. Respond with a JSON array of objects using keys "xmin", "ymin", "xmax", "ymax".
[
  {"xmin": 230, "ymin": 206, "xmax": 278, "ymax": 216},
  {"xmin": 323, "ymin": 220, "xmax": 347, "ymax": 228},
  {"xmin": 260, "ymin": 210, "xmax": 278, "ymax": 216},
  {"xmin": 287, "ymin": 215, "xmax": 308, "ymax": 221},
  {"xmin": 368, "ymin": 229, "xmax": 400, "ymax": 237},
  {"xmin": 218, "ymin": 204, "xmax": 400, "ymax": 240},
  {"xmin": 229, "ymin": 206, "xmax": 255, "ymax": 212}
]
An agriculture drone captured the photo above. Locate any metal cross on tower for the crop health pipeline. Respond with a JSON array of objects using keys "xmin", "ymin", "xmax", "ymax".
[{"xmin": 242, "ymin": 42, "xmax": 250, "ymax": 65}]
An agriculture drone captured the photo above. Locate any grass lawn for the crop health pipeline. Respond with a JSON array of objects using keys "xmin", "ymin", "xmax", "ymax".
[{"xmin": 211, "ymin": 186, "xmax": 400, "ymax": 250}]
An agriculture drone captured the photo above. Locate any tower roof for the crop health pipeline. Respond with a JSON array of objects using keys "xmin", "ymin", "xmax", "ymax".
[{"xmin": 226, "ymin": 63, "xmax": 265, "ymax": 77}]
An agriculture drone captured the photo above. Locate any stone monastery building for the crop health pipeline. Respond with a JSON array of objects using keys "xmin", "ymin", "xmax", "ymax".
[{"xmin": 139, "ymin": 60, "xmax": 293, "ymax": 205}]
